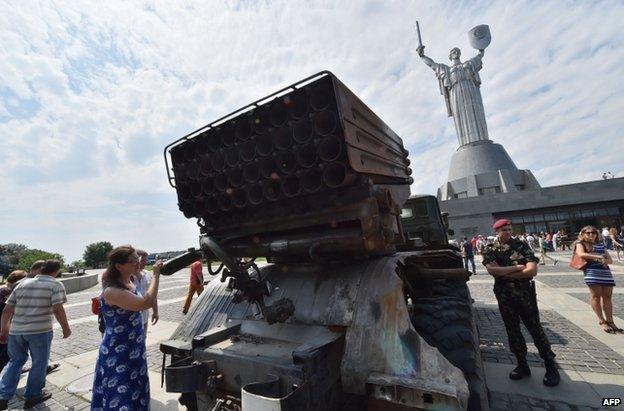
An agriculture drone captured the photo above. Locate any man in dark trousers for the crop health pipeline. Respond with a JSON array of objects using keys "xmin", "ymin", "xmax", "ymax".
[
  {"xmin": 461, "ymin": 236, "xmax": 476, "ymax": 274},
  {"xmin": 482, "ymin": 219, "xmax": 560, "ymax": 387}
]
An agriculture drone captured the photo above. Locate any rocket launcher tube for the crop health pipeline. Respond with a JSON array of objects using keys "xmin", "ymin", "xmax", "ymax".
[{"xmin": 160, "ymin": 248, "xmax": 204, "ymax": 276}]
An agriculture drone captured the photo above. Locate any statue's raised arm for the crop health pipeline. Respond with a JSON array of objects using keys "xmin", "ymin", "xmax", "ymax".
[{"xmin": 417, "ymin": 45, "xmax": 439, "ymax": 70}]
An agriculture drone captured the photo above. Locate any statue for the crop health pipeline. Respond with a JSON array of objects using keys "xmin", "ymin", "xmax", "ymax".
[{"xmin": 416, "ymin": 23, "xmax": 492, "ymax": 147}]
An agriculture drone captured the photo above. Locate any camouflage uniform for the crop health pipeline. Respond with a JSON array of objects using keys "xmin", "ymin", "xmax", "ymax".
[{"xmin": 482, "ymin": 238, "xmax": 555, "ymax": 361}]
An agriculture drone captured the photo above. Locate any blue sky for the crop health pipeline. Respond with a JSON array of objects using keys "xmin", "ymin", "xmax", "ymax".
[{"xmin": 1, "ymin": 0, "xmax": 623, "ymax": 262}]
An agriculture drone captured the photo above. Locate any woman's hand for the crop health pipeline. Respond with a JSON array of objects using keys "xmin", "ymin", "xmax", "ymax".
[{"xmin": 152, "ymin": 260, "xmax": 163, "ymax": 277}]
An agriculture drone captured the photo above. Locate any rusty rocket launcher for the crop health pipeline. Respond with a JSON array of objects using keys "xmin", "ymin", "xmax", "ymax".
[{"xmin": 164, "ymin": 71, "xmax": 412, "ymax": 263}]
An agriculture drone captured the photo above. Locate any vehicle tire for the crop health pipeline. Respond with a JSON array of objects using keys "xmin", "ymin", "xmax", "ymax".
[{"xmin": 409, "ymin": 281, "xmax": 489, "ymax": 411}]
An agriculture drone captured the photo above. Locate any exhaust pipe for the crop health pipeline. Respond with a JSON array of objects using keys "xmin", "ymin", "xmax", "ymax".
[
  {"xmin": 309, "ymin": 82, "xmax": 333, "ymax": 111},
  {"xmin": 292, "ymin": 119, "xmax": 313, "ymax": 144},
  {"xmin": 286, "ymin": 89, "xmax": 308, "ymax": 120},
  {"xmin": 263, "ymin": 180, "xmax": 281, "ymax": 202},
  {"xmin": 280, "ymin": 175, "xmax": 300, "ymax": 198},
  {"xmin": 217, "ymin": 193, "xmax": 233, "ymax": 211},
  {"xmin": 301, "ymin": 168, "xmax": 323, "ymax": 193},
  {"xmin": 234, "ymin": 118, "xmax": 252, "ymax": 142},
  {"xmin": 318, "ymin": 136, "xmax": 342, "ymax": 162},
  {"xmin": 255, "ymin": 134, "xmax": 273, "ymax": 157},
  {"xmin": 214, "ymin": 173, "xmax": 228, "ymax": 192},
  {"xmin": 227, "ymin": 168, "xmax": 244, "ymax": 188},
  {"xmin": 275, "ymin": 150, "xmax": 297, "ymax": 174},
  {"xmin": 313, "ymin": 110, "xmax": 338, "ymax": 136},
  {"xmin": 243, "ymin": 163, "xmax": 260, "ymax": 183},
  {"xmin": 246, "ymin": 183, "xmax": 263, "ymax": 206},
  {"xmin": 274, "ymin": 126, "xmax": 292, "ymax": 150},
  {"xmin": 210, "ymin": 152, "xmax": 225, "ymax": 171},
  {"xmin": 225, "ymin": 147, "xmax": 240, "ymax": 167},
  {"xmin": 240, "ymin": 141, "xmax": 256, "ymax": 163},
  {"xmin": 322, "ymin": 162, "xmax": 355, "ymax": 188},
  {"xmin": 259, "ymin": 157, "xmax": 278, "ymax": 179},
  {"xmin": 232, "ymin": 189, "xmax": 247, "ymax": 209},
  {"xmin": 269, "ymin": 99, "xmax": 288, "ymax": 127}
]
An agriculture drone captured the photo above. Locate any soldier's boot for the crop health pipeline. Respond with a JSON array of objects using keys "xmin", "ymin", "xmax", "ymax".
[
  {"xmin": 543, "ymin": 358, "xmax": 560, "ymax": 387},
  {"xmin": 509, "ymin": 357, "xmax": 531, "ymax": 380}
]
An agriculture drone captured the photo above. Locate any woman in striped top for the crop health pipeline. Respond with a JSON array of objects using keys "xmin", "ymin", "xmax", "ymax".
[{"xmin": 575, "ymin": 226, "xmax": 621, "ymax": 334}]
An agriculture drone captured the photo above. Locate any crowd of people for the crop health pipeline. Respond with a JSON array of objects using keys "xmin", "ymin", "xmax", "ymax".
[
  {"xmin": 459, "ymin": 225, "xmax": 624, "ymax": 272},
  {"xmin": 0, "ymin": 246, "xmax": 206, "ymax": 410}
]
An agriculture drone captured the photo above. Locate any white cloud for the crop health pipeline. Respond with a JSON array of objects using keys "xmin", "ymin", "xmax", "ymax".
[{"xmin": 1, "ymin": 0, "xmax": 623, "ymax": 261}]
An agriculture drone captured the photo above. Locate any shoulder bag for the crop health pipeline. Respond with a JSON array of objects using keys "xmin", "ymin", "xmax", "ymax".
[{"xmin": 569, "ymin": 242, "xmax": 587, "ymax": 270}]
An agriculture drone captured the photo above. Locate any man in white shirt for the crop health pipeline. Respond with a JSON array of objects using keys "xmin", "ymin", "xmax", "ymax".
[{"xmin": 134, "ymin": 250, "xmax": 159, "ymax": 332}]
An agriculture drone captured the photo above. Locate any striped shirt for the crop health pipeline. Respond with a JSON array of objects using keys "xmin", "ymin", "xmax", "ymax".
[{"xmin": 6, "ymin": 275, "xmax": 67, "ymax": 335}]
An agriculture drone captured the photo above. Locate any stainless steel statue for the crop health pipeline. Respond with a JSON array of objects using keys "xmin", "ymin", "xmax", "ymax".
[{"xmin": 416, "ymin": 23, "xmax": 492, "ymax": 146}]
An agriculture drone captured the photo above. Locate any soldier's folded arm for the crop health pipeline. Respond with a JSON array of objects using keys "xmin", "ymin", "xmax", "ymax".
[{"xmin": 484, "ymin": 262, "xmax": 525, "ymax": 277}]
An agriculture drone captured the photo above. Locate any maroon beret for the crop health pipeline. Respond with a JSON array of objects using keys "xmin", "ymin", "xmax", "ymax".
[{"xmin": 493, "ymin": 219, "xmax": 511, "ymax": 230}]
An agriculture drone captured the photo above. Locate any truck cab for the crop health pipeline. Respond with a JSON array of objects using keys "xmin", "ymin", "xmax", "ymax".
[{"xmin": 399, "ymin": 195, "xmax": 452, "ymax": 249}]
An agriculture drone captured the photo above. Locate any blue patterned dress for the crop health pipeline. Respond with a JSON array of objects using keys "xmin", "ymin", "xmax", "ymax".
[
  {"xmin": 91, "ymin": 289, "xmax": 150, "ymax": 410},
  {"xmin": 583, "ymin": 244, "xmax": 615, "ymax": 286}
]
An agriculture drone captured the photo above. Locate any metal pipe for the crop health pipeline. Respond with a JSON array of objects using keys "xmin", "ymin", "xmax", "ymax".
[
  {"xmin": 246, "ymin": 183, "xmax": 263, "ymax": 205},
  {"xmin": 280, "ymin": 175, "xmax": 300, "ymax": 198},
  {"xmin": 199, "ymin": 155, "xmax": 212, "ymax": 177},
  {"xmin": 259, "ymin": 157, "xmax": 278, "ymax": 179},
  {"xmin": 252, "ymin": 107, "xmax": 270, "ymax": 135},
  {"xmin": 286, "ymin": 89, "xmax": 308, "ymax": 120},
  {"xmin": 210, "ymin": 151, "xmax": 225, "ymax": 171},
  {"xmin": 186, "ymin": 159, "xmax": 200, "ymax": 180},
  {"xmin": 274, "ymin": 126, "xmax": 292, "ymax": 150},
  {"xmin": 313, "ymin": 110, "xmax": 338, "ymax": 136},
  {"xmin": 232, "ymin": 188, "xmax": 248, "ymax": 209},
  {"xmin": 183, "ymin": 142, "xmax": 197, "ymax": 162},
  {"xmin": 262, "ymin": 180, "xmax": 281, "ymax": 202},
  {"xmin": 190, "ymin": 181, "xmax": 203, "ymax": 198},
  {"xmin": 317, "ymin": 136, "xmax": 342, "ymax": 162},
  {"xmin": 205, "ymin": 196, "xmax": 219, "ymax": 214},
  {"xmin": 255, "ymin": 134, "xmax": 273, "ymax": 157},
  {"xmin": 240, "ymin": 141, "xmax": 256, "ymax": 163},
  {"xmin": 217, "ymin": 193, "xmax": 233, "ymax": 211},
  {"xmin": 309, "ymin": 82, "xmax": 333, "ymax": 111},
  {"xmin": 275, "ymin": 150, "xmax": 297, "ymax": 174},
  {"xmin": 243, "ymin": 163, "xmax": 260, "ymax": 183},
  {"xmin": 322, "ymin": 162, "xmax": 355, "ymax": 188},
  {"xmin": 207, "ymin": 132, "xmax": 221, "ymax": 152},
  {"xmin": 269, "ymin": 99, "xmax": 288, "ymax": 127},
  {"xmin": 227, "ymin": 168, "xmax": 244, "ymax": 188},
  {"xmin": 301, "ymin": 168, "xmax": 323, "ymax": 193},
  {"xmin": 202, "ymin": 178, "xmax": 215, "ymax": 195},
  {"xmin": 295, "ymin": 143, "xmax": 318, "ymax": 168},
  {"xmin": 234, "ymin": 118, "xmax": 252, "ymax": 142},
  {"xmin": 220, "ymin": 125, "xmax": 236, "ymax": 148},
  {"xmin": 214, "ymin": 173, "xmax": 228, "ymax": 192},
  {"xmin": 224, "ymin": 147, "xmax": 240, "ymax": 167},
  {"xmin": 292, "ymin": 119, "xmax": 313, "ymax": 144}
]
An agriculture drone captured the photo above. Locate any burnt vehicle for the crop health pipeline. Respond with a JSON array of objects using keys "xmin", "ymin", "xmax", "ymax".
[{"xmin": 159, "ymin": 72, "xmax": 488, "ymax": 410}]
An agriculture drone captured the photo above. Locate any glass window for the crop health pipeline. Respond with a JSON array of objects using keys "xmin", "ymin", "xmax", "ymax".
[
  {"xmin": 523, "ymin": 215, "xmax": 534, "ymax": 223},
  {"xmin": 401, "ymin": 208, "xmax": 413, "ymax": 219},
  {"xmin": 557, "ymin": 212, "xmax": 569, "ymax": 220},
  {"xmin": 454, "ymin": 192, "xmax": 468, "ymax": 199},
  {"xmin": 544, "ymin": 213, "xmax": 556, "ymax": 221},
  {"xmin": 581, "ymin": 209, "xmax": 593, "ymax": 218},
  {"xmin": 593, "ymin": 208, "xmax": 607, "ymax": 217},
  {"xmin": 606, "ymin": 207, "xmax": 619, "ymax": 215}
]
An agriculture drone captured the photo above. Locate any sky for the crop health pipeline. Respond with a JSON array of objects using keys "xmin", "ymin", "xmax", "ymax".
[{"xmin": 1, "ymin": 0, "xmax": 623, "ymax": 262}]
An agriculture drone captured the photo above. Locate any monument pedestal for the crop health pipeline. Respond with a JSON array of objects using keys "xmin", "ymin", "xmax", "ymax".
[{"xmin": 437, "ymin": 140, "xmax": 540, "ymax": 200}]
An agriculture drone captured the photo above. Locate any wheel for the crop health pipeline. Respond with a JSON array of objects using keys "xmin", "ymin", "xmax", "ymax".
[{"xmin": 409, "ymin": 280, "xmax": 489, "ymax": 411}]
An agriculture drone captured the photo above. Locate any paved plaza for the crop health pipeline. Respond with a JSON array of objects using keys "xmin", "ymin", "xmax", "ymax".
[{"xmin": 2, "ymin": 253, "xmax": 623, "ymax": 410}]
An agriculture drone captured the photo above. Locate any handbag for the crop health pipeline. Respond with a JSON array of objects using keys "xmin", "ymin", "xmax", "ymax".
[
  {"xmin": 569, "ymin": 242, "xmax": 587, "ymax": 270},
  {"xmin": 91, "ymin": 296, "xmax": 101, "ymax": 315}
]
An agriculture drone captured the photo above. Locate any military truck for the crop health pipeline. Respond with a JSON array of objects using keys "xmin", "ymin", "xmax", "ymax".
[{"xmin": 159, "ymin": 72, "xmax": 488, "ymax": 410}]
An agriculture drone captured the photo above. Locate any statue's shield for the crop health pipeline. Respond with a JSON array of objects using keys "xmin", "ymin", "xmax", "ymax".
[{"xmin": 469, "ymin": 25, "xmax": 491, "ymax": 50}]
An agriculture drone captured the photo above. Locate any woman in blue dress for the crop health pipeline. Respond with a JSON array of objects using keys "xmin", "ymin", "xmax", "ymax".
[
  {"xmin": 574, "ymin": 226, "xmax": 622, "ymax": 334},
  {"xmin": 91, "ymin": 246, "xmax": 161, "ymax": 410}
]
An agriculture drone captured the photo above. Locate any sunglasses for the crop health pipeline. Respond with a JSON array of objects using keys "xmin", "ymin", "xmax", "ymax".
[{"xmin": 583, "ymin": 231, "xmax": 597, "ymax": 235}]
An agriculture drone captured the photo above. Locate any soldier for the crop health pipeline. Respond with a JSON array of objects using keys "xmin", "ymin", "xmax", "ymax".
[{"xmin": 482, "ymin": 219, "xmax": 560, "ymax": 387}]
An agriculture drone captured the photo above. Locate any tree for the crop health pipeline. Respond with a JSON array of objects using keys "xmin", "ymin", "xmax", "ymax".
[
  {"xmin": 0, "ymin": 243, "xmax": 29, "ymax": 266},
  {"xmin": 16, "ymin": 249, "xmax": 65, "ymax": 271},
  {"xmin": 83, "ymin": 242, "xmax": 113, "ymax": 268}
]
